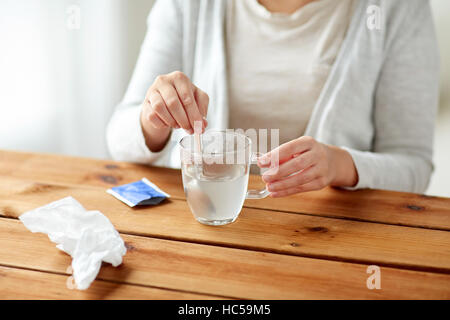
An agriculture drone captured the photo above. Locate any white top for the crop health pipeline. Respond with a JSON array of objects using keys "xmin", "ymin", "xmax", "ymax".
[
  {"xmin": 106, "ymin": 0, "xmax": 439, "ymax": 194},
  {"xmin": 227, "ymin": 0, "xmax": 354, "ymax": 151}
]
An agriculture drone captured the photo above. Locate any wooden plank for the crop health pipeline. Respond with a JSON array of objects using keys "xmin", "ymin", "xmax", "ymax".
[
  {"xmin": 1, "ymin": 176, "xmax": 450, "ymax": 273},
  {"xmin": 245, "ymin": 178, "xmax": 450, "ymax": 231},
  {"xmin": 1, "ymin": 218, "xmax": 450, "ymax": 299},
  {"xmin": 1, "ymin": 150, "xmax": 449, "ymax": 230},
  {"xmin": 0, "ymin": 150, "xmax": 184, "ymax": 193},
  {"xmin": 0, "ymin": 265, "xmax": 219, "ymax": 300}
]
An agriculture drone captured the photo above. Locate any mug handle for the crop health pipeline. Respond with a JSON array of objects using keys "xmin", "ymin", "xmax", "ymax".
[{"xmin": 246, "ymin": 152, "xmax": 270, "ymax": 199}]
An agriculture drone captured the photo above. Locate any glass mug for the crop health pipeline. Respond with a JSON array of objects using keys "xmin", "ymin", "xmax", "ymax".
[{"xmin": 180, "ymin": 130, "xmax": 269, "ymax": 226}]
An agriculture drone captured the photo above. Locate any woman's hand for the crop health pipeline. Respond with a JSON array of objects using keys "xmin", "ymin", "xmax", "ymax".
[
  {"xmin": 258, "ymin": 136, "xmax": 358, "ymax": 197},
  {"xmin": 140, "ymin": 71, "xmax": 209, "ymax": 151}
]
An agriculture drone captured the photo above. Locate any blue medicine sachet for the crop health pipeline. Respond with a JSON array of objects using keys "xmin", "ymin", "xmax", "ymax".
[{"xmin": 107, "ymin": 178, "xmax": 170, "ymax": 207}]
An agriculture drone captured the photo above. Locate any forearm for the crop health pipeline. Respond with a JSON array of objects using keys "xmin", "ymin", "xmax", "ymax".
[
  {"xmin": 338, "ymin": 148, "xmax": 433, "ymax": 194},
  {"xmin": 327, "ymin": 145, "xmax": 358, "ymax": 188}
]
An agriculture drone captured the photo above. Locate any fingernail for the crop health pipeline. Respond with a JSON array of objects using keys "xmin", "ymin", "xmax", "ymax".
[{"xmin": 187, "ymin": 129, "xmax": 194, "ymax": 135}]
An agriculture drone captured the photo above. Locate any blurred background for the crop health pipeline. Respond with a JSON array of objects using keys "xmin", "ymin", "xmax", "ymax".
[{"xmin": 0, "ymin": 0, "xmax": 449, "ymax": 196}]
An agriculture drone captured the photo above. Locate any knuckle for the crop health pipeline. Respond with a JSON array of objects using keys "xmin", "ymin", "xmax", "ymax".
[
  {"xmin": 285, "ymin": 145, "xmax": 295, "ymax": 156},
  {"xmin": 146, "ymin": 87, "xmax": 154, "ymax": 98},
  {"xmin": 279, "ymin": 182, "xmax": 288, "ymax": 190},
  {"xmin": 154, "ymin": 75, "xmax": 166, "ymax": 84},
  {"xmin": 181, "ymin": 93, "xmax": 193, "ymax": 106},
  {"xmin": 294, "ymin": 156, "xmax": 303, "ymax": 166},
  {"xmin": 277, "ymin": 167, "xmax": 287, "ymax": 177},
  {"xmin": 148, "ymin": 84, "xmax": 157, "ymax": 92},
  {"xmin": 152, "ymin": 102, "xmax": 164, "ymax": 113},
  {"xmin": 142, "ymin": 98, "xmax": 151, "ymax": 109},
  {"xmin": 278, "ymin": 144, "xmax": 289, "ymax": 156},
  {"xmin": 288, "ymin": 139, "xmax": 298, "ymax": 150},
  {"xmin": 315, "ymin": 146, "xmax": 326, "ymax": 159},
  {"xmin": 171, "ymin": 71, "xmax": 186, "ymax": 81},
  {"xmin": 300, "ymin": 136, "xmax": 314, "ymax": 146},
  {"xmin": 272, "ymin": 166, "xmax": 282, "ymax": 176},
  {"xmin": 148, "ymin": 112, "xmax": 160, "ymax": 123},
  {"xmin": 148, "ymin": 88, "xmax": 158, "ymax": 98},
  {"xmin": 166, "ymin": 98, "xmax": 179, "ymax": 110}
]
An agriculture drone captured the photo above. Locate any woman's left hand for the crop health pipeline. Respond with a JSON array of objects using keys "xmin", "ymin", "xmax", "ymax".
[{"xmin": 257, "ymin": 136, "xmax": 358, "ymax": 197}]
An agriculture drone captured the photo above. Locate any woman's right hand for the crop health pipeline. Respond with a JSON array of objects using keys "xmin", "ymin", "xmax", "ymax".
[{"xmin": 140, "ymin": 71, "xmax": 209, "ymax": 151}]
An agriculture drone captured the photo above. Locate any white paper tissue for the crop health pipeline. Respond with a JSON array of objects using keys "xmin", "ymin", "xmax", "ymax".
[{"xmin": 19, "ymin": 196, "xmax": 127, "ymax": 290}]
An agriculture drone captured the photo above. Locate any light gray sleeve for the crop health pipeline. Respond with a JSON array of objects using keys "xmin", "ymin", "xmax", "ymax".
[
  {"xmin": 344, "ymin": 0, "xmax": 440, "ymax": 193},
  {"xmin": 106, "ymin": 0, "xmax": 182, "ymax": 163}
]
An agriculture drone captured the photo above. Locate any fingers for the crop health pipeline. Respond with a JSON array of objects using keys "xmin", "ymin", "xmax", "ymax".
[
  {"xmin": 142, "ymin": 72, "xmax": 209, "ymax": 135},
  {"xmin": 269, "ymin": 177, "xmax": 326, "ymax": 198},
  {"xmin": 193, "ymin": 85, "xmax": 209, "ymax": 118},
  {"xmin": 142, "ymin": 99, "xmax": 167, "ymax": 129},
  {"xmin": 172, "ymin": 72, "xmax": 204, "ymax": 133},
  {"xmin": 148, "ymin": 91, "xmax": 178, "ymax": 128},
  {"xmin": 158, "ymin": 83, "xmax": 192, "ymax": 133},
  {"xmin": 262, "ymin": 151, "xmax": 315, "ymax": 183},
  {"xmin": 266, "ymin": 166, "xmax": 320, "ymax": 192},
  {"xmin": 257, "ymin": 137, "xmax": 332, "ymax": 197},
  {"xmin": 148, "ymin": 112, "xmax": 167, "ymax": 129},
  {"xmin": 258, "ymin": 136, "xmax": 315, "ymax": 168}
]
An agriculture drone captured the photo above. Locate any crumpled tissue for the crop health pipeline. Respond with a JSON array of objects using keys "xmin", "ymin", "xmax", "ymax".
[{"xmin": 19, "ymin": 196, "xmax": 127, "ymax": 290}]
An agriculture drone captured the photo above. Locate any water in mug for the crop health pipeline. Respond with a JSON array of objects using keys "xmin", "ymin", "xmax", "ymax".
[{"xmin": 182, "ymin": 163, "xmax": 249, "ymax": 223}]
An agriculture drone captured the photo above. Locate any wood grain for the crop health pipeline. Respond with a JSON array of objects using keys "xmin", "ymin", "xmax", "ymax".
[
  {"xmin": 1, "ymin": 150, "xmax": 449, "ymax": 230},
  {"xmin": 246, "ymin": 176, "xmax": 450, "ymax": 231},
  {"xmin": 1, "ymin": 176, "xmax": 450, "ymax": 273},
  {"xmin": 1, "ymin": 218, "xmax": 450, "ymax": 299},
  {"xmin": 0, "ymin": 266, "xmax": 219, "ymax": 300}
]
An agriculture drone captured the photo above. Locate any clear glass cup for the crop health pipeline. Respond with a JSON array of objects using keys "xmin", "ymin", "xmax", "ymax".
[{"xmin": 180, "ymin": 130, "xmax": 269, "ymax": 226}]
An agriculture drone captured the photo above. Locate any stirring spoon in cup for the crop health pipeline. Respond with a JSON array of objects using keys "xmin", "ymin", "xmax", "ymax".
[{"xmin": 193, "ymin": 120, "xmax": 204, "ymax": 177}]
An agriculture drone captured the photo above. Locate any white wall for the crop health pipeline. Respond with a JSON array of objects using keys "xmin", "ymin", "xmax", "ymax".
[
  {"xmin": 0, "ymin": 1, "xmax": 56, "ymax": 153},
  {"xmin": 431, "ymin": 0, "xmax": 450, "ymax": 110},
  {"xmin": 0, "ymin": 0, "xmax": 155, "ymax": 158},
  {"xmin": 428, "ymin": 0, "xmax": 450, "ymax": 197}
]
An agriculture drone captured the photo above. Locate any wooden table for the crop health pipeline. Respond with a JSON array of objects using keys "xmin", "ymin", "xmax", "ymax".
[{"xmin": 0, "ymin": 150, "xmax": 450, "ymax": 300}]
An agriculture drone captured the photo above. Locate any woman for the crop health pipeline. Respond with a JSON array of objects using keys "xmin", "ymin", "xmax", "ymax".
[{"xmin": 107, "ymin": 0, "xmax": 439, "ymax": 196}]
